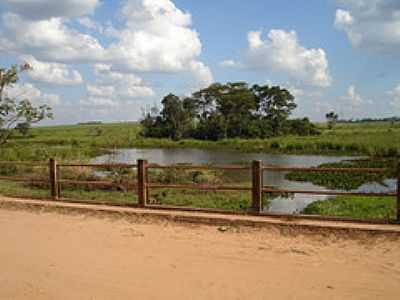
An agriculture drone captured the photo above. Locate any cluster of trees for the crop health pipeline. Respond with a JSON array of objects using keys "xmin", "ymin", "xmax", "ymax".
[
  {"xmin": 141, "ymin": 82, "xmax": 319, "ymax": 141},
  {"xmin": 0, "ymin": 64, "xmax": 52, "ymax": 144}
]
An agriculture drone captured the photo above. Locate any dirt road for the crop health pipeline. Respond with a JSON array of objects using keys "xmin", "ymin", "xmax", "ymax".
[{"xmin": 0, "ymin": 206, "xmax": 399, "ymax": 299}]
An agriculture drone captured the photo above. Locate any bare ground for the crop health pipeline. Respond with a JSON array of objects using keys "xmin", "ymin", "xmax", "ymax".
[{"xmin": 0, "ymin": 200, "xmax": 399, "ymax": 299}]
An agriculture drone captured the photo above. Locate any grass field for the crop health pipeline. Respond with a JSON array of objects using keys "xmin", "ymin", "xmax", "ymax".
[
  {"xmin": 0, "ymin": 121, "xmax": 399, "ymax": 220},
  {"xmin": 1, "ymin": 121, "xmax": 400, "ymax": 162},
  {"xmin": 303, "ymin": 196, "xmax": 397, "ymax": 220}
]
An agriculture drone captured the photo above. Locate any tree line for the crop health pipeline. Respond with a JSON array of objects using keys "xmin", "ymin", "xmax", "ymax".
[{"xmin": 141, "ymin": 82, "xmax": 319, "ymax": 140}]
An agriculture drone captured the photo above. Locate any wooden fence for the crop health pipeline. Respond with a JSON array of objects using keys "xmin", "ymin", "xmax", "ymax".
[{"xmin": 0, "ymin": 159, "xmax": 399, "ymax": 223}]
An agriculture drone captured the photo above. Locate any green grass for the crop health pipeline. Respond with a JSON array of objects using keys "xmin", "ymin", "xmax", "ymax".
[
  {"xmin": 0, "ymin": 180, "xmax": 253, "ymax": 211},
  {"xmin": 303, "ymin": 196, "xmax": 397, "ymax": 220},
  {"xmin": 0, "ymin": 180, "xmax": 137, "ymax": 205},
  {"xmin": 61, "ymin": 188, "xmax": 137, "ymax": 205},
  {"xmin": 0, "ymin": 122, "xmax": 141, "ymax": 161},
  {"xmin": 1, "ymin": 121, "xmax": 400, "ymax": 163},
  {"xmin": 0, "ymin": 180, "xmax": 50, "ymax": 199},
  {"xmin": 149, "ymin": 189, "xmax": 251, "ymax": 211},
  {"xmin": 286, "ymin": 159, "xmax": 397, "ymax": 190}
]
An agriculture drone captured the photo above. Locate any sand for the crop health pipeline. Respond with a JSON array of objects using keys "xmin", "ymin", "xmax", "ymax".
[{"xmin": 0, "ymin": 206, "xmax": 399, "ymax": 300}]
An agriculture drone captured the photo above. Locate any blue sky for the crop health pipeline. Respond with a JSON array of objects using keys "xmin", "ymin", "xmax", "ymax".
[{"xmin": 1, "ymin": 0, "xmax": 399, "ymax": 124}]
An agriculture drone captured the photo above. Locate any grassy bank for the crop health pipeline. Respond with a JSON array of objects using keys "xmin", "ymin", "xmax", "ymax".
[
  {"xmin": 0, "ymin": 180, "xmax": 252, "ymax": 211},
  {"xmin": 0, "ymin": 165, "xmax": 253, "ymax": 211},
  {"xmin": 286, "ymin": 159, "xmax": 397, "ymax": 190},
  {"xmin": 289, "ymin": 159, "xmax": 398, "ymax": 220},
  {"xmin": 0, "ymin": 121, "xmax": 400, "ymax": 162},
  {"xmin": 303, "ymin": 196, "xmax": 397, "ymax": 220},
  {"xmin": 0, "ymin": 181, "xmax": 135, "ymax": 206}
]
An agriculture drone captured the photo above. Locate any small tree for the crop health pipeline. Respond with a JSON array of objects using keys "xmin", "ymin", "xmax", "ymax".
[
  {"xmin": 0, "ymin": 64, "xmax": 53, "ymax": 144},
  {"xmin": 325, "ymin": 111, "xmax": 338, "ymax": 129}
]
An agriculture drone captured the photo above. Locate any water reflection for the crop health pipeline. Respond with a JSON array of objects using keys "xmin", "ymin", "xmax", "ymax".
[
  {"xmin": 92, "ymin": 148, "xmax": 380, "ymax": 214},
  {"xmin": 92, "ymin": 148, "xmax": 354, "ymax": 167}
]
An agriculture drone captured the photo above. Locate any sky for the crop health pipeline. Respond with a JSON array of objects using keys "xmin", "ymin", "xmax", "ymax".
[{"xmin": 0, "ymin": 0, "xmax": 400, "ymax": 125}]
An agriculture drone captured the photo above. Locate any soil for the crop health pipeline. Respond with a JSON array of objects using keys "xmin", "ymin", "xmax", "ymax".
[{"xmin": 0, "ymin": 202, "xmax": 399, "ymax": 299}]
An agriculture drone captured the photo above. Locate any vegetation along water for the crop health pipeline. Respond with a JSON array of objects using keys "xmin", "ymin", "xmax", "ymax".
[{"xmin": 0, "ymin": 120, "xmax": 397, "ymax": 220}]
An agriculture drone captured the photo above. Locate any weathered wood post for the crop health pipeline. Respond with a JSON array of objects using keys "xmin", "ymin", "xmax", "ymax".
[
  {"xmin": 137, "ymin": 159, "xmax": 148, "ymax": 207},
  {"xmin": 251, "ymin": 160, "xmax": 263, "ymax": 213},
  {"xmin": 56, "ymin": 164, "xmax": 61, "ymax": 198},
  {"xmin": 397, "ymin": 162, "xmax": 400, "ymax": 223},
  {"xmin": 49, "ymin": 158, "xmax": 59, "ymax": 200}
]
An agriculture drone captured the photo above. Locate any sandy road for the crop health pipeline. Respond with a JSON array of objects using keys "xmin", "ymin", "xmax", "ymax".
[{"xmin": 0, "ymin": 206, "xmax": 399, "ymax": 300}]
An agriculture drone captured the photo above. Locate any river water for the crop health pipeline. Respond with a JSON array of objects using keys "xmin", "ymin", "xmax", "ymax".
[{"xmin": 92, "ymin": 148, "xmax": 394, "ymax": 214}]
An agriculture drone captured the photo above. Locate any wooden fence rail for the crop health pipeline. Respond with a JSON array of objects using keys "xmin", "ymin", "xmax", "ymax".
[
  {"xmin": 147, "ymin": 164, "xmax": 250, "ymax": 171},
  {"xmin": 59, "ymin": 163, "xmax": 137, "ymax": 168},
  {"xmin": 0, "ymin": 158, "xmax": 399, "ymax": 223},
  {"xmin": 262, "ymin": 166, "xmax": 387, "ymax": 173}
]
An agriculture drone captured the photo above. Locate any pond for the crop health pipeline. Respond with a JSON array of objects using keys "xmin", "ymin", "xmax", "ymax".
[{"xmin": 92, "ymin": 148, "xmax": 393, "ymax": 214}]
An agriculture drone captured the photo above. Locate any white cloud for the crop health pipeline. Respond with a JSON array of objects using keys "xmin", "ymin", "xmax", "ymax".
[
  {"xmin": 341, "ymin": 85, "xmax": 364, "ymax": 109},
  {"xmin": 2, "ymin": 0, "xmax": 99, "ymax": 20},
  {"xmin": 245, "ymin": 29, "xmax": 332, "ymax": 87},
  {"xmin": 387, "ymin": 84, "xmax": 400, "ymax": 110},
  {"xmin": 81, "ymin": 64, "xmax": 155, "ymax": 107},
  {"xmin": 93, "ymin": 64, "xmax": 154, "ymax": 97},
  {"xmin": 339, "ymin": 85, "xmax": 374, "ymax": 118},
  {"xmin": 81, "ymin": 96, "xmax": 117, "ymax": 108},
  {"xmin": 0, "ymin": 12, "xmax": 105, "ymax": 62},
  {"xmin": 77, "ymin": 16, "xmax": 103, "ymax": 33},
  {"xmin": 5, "ymin": 83, "xmax": 60, "ymax": 106},
  {"xmin": 0, "ymin": 0, "xmax": 212, "ymax": 89},
  {"xmin": 20, "ymin": 55, "xmax": 83, "ymax": 85},
  {"xmin": 189, "ymin": 61, "xmax": 213, "ymax": 89},
  {"xmin": 105, "ymin": 0, "xmax": 213, "ymax": 87},
  {"xmin": 334, "ymin": 9, "xmax": 354, "ymax": 28},
  {"xmin": 219, "ymin": 59, "xmax": 237, "ymax": 67},
  {"xmin": 86, "ymin": 85, "xmax": 115, "ymax": 98},
  {"xmin": 334, "ymin": 0, "xmax": 400, "ymax": 54}
]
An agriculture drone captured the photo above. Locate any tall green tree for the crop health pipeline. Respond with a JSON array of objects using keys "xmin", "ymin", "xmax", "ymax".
[
  {"xmin": 252, "ymin": 85, "xmax": 297, "ymax": 136},
  {"xmin": 160, "ymin": 94, "xmax": 194, "ymax": 140},
  {"xmin": 190, "ymin": 82, "xmax": 257, "ymax": 138},
  {"xmin": 0, "ymin": 64, "xmax": 53, "ymax": 144},
  {"xmin": 215, "ymin": 82, "xmax": 257, "ymax": 138}
]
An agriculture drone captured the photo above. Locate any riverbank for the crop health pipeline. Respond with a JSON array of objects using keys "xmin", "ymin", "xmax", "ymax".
[
  {"xmin": 303, "ymin": 196, "xmax": 397, "ymax": 219},
  {"xmin": 1, "ymin": 121, "xmax": 400, "ymax": 162},
  {"xmin": 0, "ymin": 202, "xmax": 399, "ymax": 300},
  {"xmin": 284, "ymin": 159, "xmax": 398, "ymax": 219}
]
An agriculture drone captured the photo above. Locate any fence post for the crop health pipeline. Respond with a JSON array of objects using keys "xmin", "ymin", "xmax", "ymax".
[
  {"xmin": 251, "ymin": 160, "xmax": 263, "ymax": 213},
  {"xmin": 397, "ymin": 162, "xmax": 400, "ymax": 223},
  {"xmin": 49, "ymin": 158, "xmax": 59, "ymax": 200},
  {"xmin": 56, "ymin": 165, "xmax": 61, "ymax": 198},
  {"xmin": 138, "ymin": 159, "xmax": 148, "ymax": 207}
]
